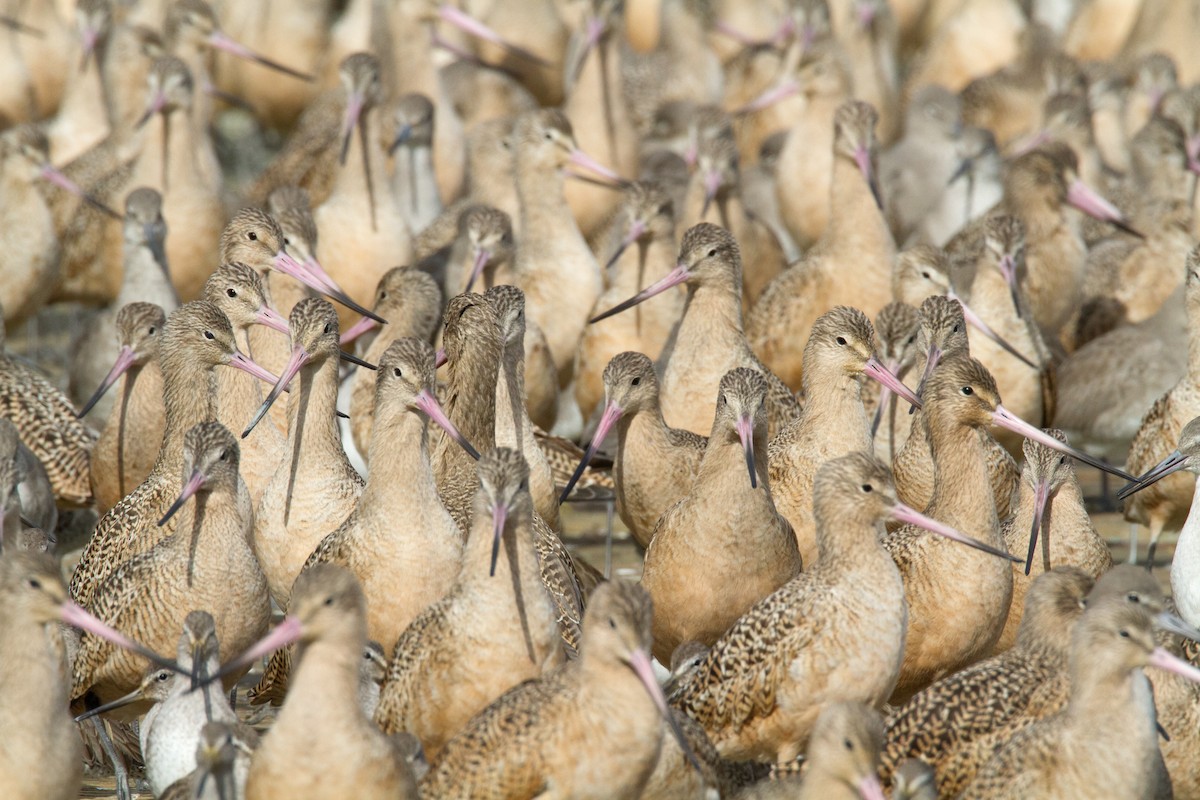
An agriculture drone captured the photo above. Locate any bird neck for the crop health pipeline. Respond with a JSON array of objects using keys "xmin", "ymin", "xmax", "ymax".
[
  {"xmin": 362, "ymin": 405, "xmax": 439, "ymax": 510},
  {"xmin": 494, "ymin": 338, "xmax": 533, "ymax": 453},
  {"xmin": 924, "ymin": 411, "xmax": 1000, "ymax": 540},
  {"xmin": 158, "ymin": 357, "xmax": 219, "ymax": 470},
  {"xmin": 439, "ymin": 339, "xmax": 502, "ymax": 461},
  {"xmin": 823, "ymin": 152, "xmax": 894, "ymax": 262},
  {"xmin": 284, "ymin": 355, "xmax": 345, "ymax": 470}
]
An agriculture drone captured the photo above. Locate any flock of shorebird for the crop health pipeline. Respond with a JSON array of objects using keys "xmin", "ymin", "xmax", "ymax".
[{"xmin": 5, "ymin": 0, "xmax": 1200, "ymax": 798}]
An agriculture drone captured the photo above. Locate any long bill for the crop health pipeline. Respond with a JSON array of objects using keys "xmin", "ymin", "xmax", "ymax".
[
  {"xmin": 227, "ymin": 348, "xmax": 285, "ymax": 389},
  {"xmin": 589, "ymin": 263, "xmax": 690, "ymax": 324},
  {"xmin": 489, "ymin": 502, "xmax": 507, "ymax": 577},
  {"xmin": 158, "ymin": 469, "xmax": 206, "ymax": 527},
  {"xmin": 60, "ymin": 601, "xmax": 186, "ymax": 675},
  {"xmin": 206, "ymin": 30, "xmax": 314, "ymax": 82},
  {"xmin": 339, "ymin": 316, "xmax": 379, "ymax": 346},
  {"xmin": 863, "ymin": 356, "xmax": 920, "ymax": 410},
  {"xmin": 1147, "ymin": 646, "xmax": 1200, "ymax": 684},
  {"xmin": 436, "ymin": 4, "xmax": 551, "ymax": 66},
  {"xmin": 197, "ymin": 616, "xmax": 305, "ymax": 691},
  {"xmin": 242, "ymin": 344, "xmax": 308, "ymax": 438},
  {"xmin": 995, "ymin": 252, "xmax": 1024, "ymax": 319},
  {"xmin": 567, "ymin": 148, "xmax": 628, "ymax": 188},
  {"xmin": 464, "ymin": 247, "xmax": 492, "ymax": 294},
  {"xmin": 1156, "ymin": 610, "xmax": 1200, "ymax": 643},
  {"xmin": 733, "ymin": 79, "xmax": 798, "ymax": 116},
  {"xmin": 1025, "ymin": 476, "xmax": 1051, "ymax": 576},
  {"xmin": 76, "ymin": 345, "xmax": 137, "ymax": 418},
  {"xmin": 271, "ymin": 249, "xmax": 387, "ymax": 324},
  {"xmin": 560, "ymin": 401, "xmax": 622, "ymax": 503},
  {"xmin": 853, "ymin": 146, "xmax": 884, "ymax": 211},
  {"xmin": 338, "ymin": 89, "xmax": 364, "ymax": 165},
  {"xmin": 991, "ymin": 406, "xmax": 1137, "ymax": 482},
  {"xmin": 857, "ymin": 774, "xmax": 887, "ymax": 800},
  {"xmin": 254, "ymin": 304, "xmax": 290, "ymax": 334},
  {"xmin": 949, "ymin": 291, "xmax": 1039, "ymax": 369},
  {"xmin": 1116, "ymin": 449, "xmax": 1187, "ymax": 500},
  {"xmin": 74, "ymin": 684, "xmax": 149, "ymax": 722},
  {"xmin": 604, "ymin": 219, "xmax": 647, "ymax": 273},
  {"xmin": 1065, "ymin": 179, "xmax": 1144, "ymax": 239},
  {"xmin": 889, "ymin": 502, "xmax": 1024, "ymax": 563},
  {"xmin": 414, "ymin": 389, "xmax": 479, "ymax": 459},
  {"xmin": 628, "ymin": 648, "xmax": 703, "ymax": 774},
  {"xmin": 38, "ymin": 164, "xmax": 123, "ymax": 220},
  {"xmin": 735, "ymin": 413, "xmax": 757, "ymax": 489}
]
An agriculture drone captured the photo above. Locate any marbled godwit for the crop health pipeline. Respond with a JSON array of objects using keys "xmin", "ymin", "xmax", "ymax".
[
  {"xmin": 734, "ymin": 702, "xmax": 887, "ymax": 800},
  {"xmin": 0, "ymin": 550, "xmax": 178, "ymax": 800},
  {"xmin": 748, "ymin": 101, "xmax": 895, "ymax": 390},
  {"xmin": 576, "ymin": 182, "xmax": 682, "ymax": 418},
  {"xmin": 879, "ymin": 85, "xmax": 963, "ymax": 243},
  {"xmin": 867, "ymin": 302, "xmax": 921, "ymax": 462},
  {"xmin": 249, "ymin": 338, "xmax": 467, "ymax": 703},
  {"xmin": 314, "ymin": 52, "xmax": 414, "ymax": 332},
  {"xmin": 1118, "ymin": 416, "xmax": 1200, "ymax": 628},
  {"xmin": 69, "ymin": 186, "xmax": 177, "ymax": 421},
  {"xmin": 683, "ymin": 128, "xmax": 787, "ymax": 313},
  {"xmin": 245, "ymin": 298, "xmax": 365, "ymax": 608},
  {"xmin": 206, "ymin": 564, "xmax": 418, "ymax": 799},
  {"xmin": 44, "ymin": 0, "xmax": 112, "ymax": 165},
  {"xmin": 357, "ymin": 640, "xmax": 387, "ymax": 718},
  {"xmin": 432, "ymin": 293, "xmax": 501, "ymax": 531},
  {"xmin": 642, "ymin": 367, "xmax": 802, "ymax": 663},
  {"xmin": 264, "ymin": 185, "xmax": 320, "ymax": 319},
  {"xmin": 0, "ymin": 0, "xmax": 70, "ymax": 124},
  {"xmin": 419, "ymin": 580, "xmax": 693, "ymax": 799},
  {"xmin": 892, "ymin": 297, "xmax": 1020, "ymax": 519},
  {"xmin": 429, "ymin": 204, "xmax": 515, "ymax": 300},
  {"xmin": 374, "ymin": 448, "xmax": 564, "ymax": 757},
  {"xmin": 509, "ymin": 108, "xmax": 620, "ymax": 397},
  {"xmin": 383, "ymin": 92, "xmax": 442, "ymax": 236},
  {"xmin": 201, "ymin": 262, "xmax": 292, "ymax": 494},
  {"xmin": 915, "ymin": 125, "xmax": 1003, "ymax": 248},
  {"xmin": 560, "ymin": 352, "xmax": 704, "ymax": 549},
  {"xmin": 0, "ymin": 418, "xmax": 55, "ymax": 539},
  {"xmin": 1121, "ymin": 247, "xmax": 1200, "ymax": 565},
  {"xmin": 159, "ymin": 721, "xmax": 248, "ymax": 800},
  {"xmin": 590, "ymin": 223, "xmax": 800, "ymax": 438},
  {"xmin": 70, "ymin": 422, "xmax": 268, "ymax": 715},
  {"xmin": 671, "ymin": 451, "xmax": 1011, "ymax": 763},
  {"xmin": 881, "ymin": 567, "xmax": 1093, "ymax": 794},
  {"xmin": 768, "ymin": 306, "xmax": 921, "ymax": 564},
  {"xmin": 0, "ymin": 306, "xmax": 93, "ymax": 508},
  {"xmin": 84, "ymin": 302, "xmax": 168, "ymax": 514},
  {"xmin": 882, "ymin": 354, "xmax": 1122, "ymax": 703},
  {"xmin": 833, "ymin": 0, "xmax": 899, "ymax": 139},
  {"xmin": 68, "ymin": 301, "xmax": 277, "ymax": 609},
  {"xmin": 485, "ymin": 285, "xmax": 561, "ymax": 530},
  {"xmin": 959, "ymin": 592, "xmax": 1200, "ymax": 799},
  {"xmin": 562, "ymin": 0, "xmax": 639, "ymax": 237},
  {"xmin": 347, "ymin": 268, "xmax": 443, "ymax": 454},
  {"xmin": 994, "ymin": 432, "xmax": 1112, "ymax": 653}
]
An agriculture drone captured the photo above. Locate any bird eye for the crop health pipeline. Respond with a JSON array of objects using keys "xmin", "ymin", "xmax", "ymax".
[
  {"xmin": 608, "ymin": 618, "xmax": 617, "ymax": 629},
  {"xmin": 27, "ymin": 578, "xmax": 41, "ymax": 590},
  {"xmin": 283, "ymin": 237, "xmax": 291, "ymax": 246},
  {"xmin": 720, "ymin": 394, "xmax": 727, "ymax": 405},
  {"xmin": 1059, "ymin": 456, "xmax": 1067, "ymax": 465},
  {"xmin": 323, "ymin": 323, "xmax": 331, "ymax": 335},
  {"xmin": 219, "ymin": 450, "xmax": 227, "ymax": 461},
  {"xmin": 835, "ymin": 336, "xmax": 847, "ymax": 346},
  {"xmin": 961, "ymin": 386, "xmax": 973, "ymax": 395},
  {"xmin": 458, "ymin": 305, "xmax": 470, "ymax": 318},
  {"xmin": 631, "ymin": 376, "xmax": 641, "ymax": 386},
  {"xmin": 1127, "ymin": 592, "xmax": 1141, "ymax": 604},
  {"xmin": 148, "ymin": 327, "xmax": 156, "ymax": 335},
  {"xmin": 1118, "ymin": 629, "xmax": 1130, "ymax": 639},
  {"xmin": 226, "ymin": 288, "xmax": 237, "ymax": 298},
  {"xmin": 951, "ymin": 324, "xmax": 960, "ymax": 333},
  {"xmin": 379, "ymin": 291, "xmax": 388, "ymax": 300},
  {"xmin": 921, "ymin": 271, "xmax": 930, "ymax": 279},
  {"xmin": 393, "ymin": 367, "xmax": 402, "ymax": 377},
  {"xmin": 247, "ymin": 231, "xmax": 257, "ymax": 241},
  {"xmin": 707, "ymin": 248, "xmax": 717, "ymax": 257},
  {"xmin": 544, "ymin": 131, "xmax": 552, "ymax": 140},
  {"xmin": 861, "ymin": 484, "xmax": 872, "ymax": 493},
  {"xmin": 204, "ymin": 331, "xmax": 215, "ymax": 340},
  {"xmin": 843, "ymin": 738, "xmax": 854, "ymax": 750},
  {"xmin": 324, "ymin": 596, "xmax": 334, "ymax": 607}
]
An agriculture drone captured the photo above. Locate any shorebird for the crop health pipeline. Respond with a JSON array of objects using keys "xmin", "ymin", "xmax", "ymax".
[
  {"xmin": 0, "ymin": 305, "xmax": 94, "ymax": 508},
  {"xmin": 0, "ymin": 550, "xmax": 176, "ymax": 800},
  {"xmin": 642, "ymin": 367, "xmax": 802, "ymax": 663},
  {"xmin": 383, "ymin": 93, "xmax": 442, "ymax": 236},
  {"xmin": 70, "ymin": 422, "xmax": 268, "ymax": 719},
  {"xmin": 748, "ymin": 101, "xmax": 895, "ymax": 390},
  {"xmin": 45, "ymin": 0, "xmax": 112, "ymax": 166},
  {"xmin": 959, "ymin": 590, "xmax": 1200, "ymax": 800},
  {"xmin": 1118, "ymin": 415, "xmax": 1200, "ymax": 628},
  {"xmin": 427, "ymin": 204, "xmax": 515, "ymax": 299},
  {"xmin": 575, "ymin": 182, "xmax": 683, "ymax": 419},
  {"xmin": 374, "ymin": 448, "xmax": 564, "ymax": 757},
  {"xmin": 882, "ymin": 354, "xmax": 1123, "ymax": 703},
  {"xmin": 158, "ymin": 721, "xmax": 250, "ymax": 800},
  {"xmin": 589, "ymin": 223, "xmax": 801, "ymax": 439},
  {"xmin": 419, "ymin": 580, "xmax": 693, "ymax": 799},
  {"xmin": 348, "ymin": 268, "xmax": 444, "ymax": 456},
  {"xmin": 0, "ymin": 418, "xmax": 56, "ymax": 540},
  {"xmin": 69, "ymin": 186, "xmax": 177, "ymax": 422},
  {"xmin": 560, "ymin": 351, "xmax": 704, "ymax": 549},
  {"xmin": 84, "ymin": 302, "xmax": 168, "ymax": 514},
  {"xmin": 1121, "ymin": 247, "xmax": 1200, "ymax": 565},
  {"xmin": 246, "ymin": 298, "xmax": 365, "ymax": 609},
  {"xmin": 485, "ymin": 285, "xmax": 561, "ymax": 529},
  {"xmin": 670, "ymin": 451, "xmax": 1012, "ymax": 764},
  {"xmin": 994, "ymin": 432, "xmax": 1112, "ymax": 653},
  {"xmin": 868, "ymin": 301, "xmax": 921, "ymax": 462},
  {"xmin": 211, "ymin": 564, "xmax": 419, "ymax": 799},
  {"xmin": 768, "ymin": 306, "xmax": 921, "ymax": 565},
  {"xmin": 734, "ymin": 702, "xmax": 887, "ymax": 800},
  {"xmin": 249, "ymin": 338, "xmax": 467, "ymax": 704},
  {"xmin": 881, "ymin": 566, "xmax": 1093, "ymax": 794},
  {"xmin": 68, "ymin": 301, "xmax": 278, "ymax": 609}
]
